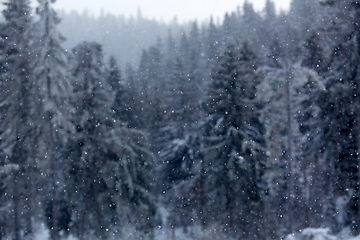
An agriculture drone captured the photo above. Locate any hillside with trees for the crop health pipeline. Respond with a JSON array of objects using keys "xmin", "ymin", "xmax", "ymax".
[{"xmin": 0, "ymin": 0, "xmax": 360, "ymax": 240}]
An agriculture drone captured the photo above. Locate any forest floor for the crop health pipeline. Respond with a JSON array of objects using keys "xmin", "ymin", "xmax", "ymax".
[{"xmin": 30, "ymin": 223, "xmax": 360, "ymax": 240}]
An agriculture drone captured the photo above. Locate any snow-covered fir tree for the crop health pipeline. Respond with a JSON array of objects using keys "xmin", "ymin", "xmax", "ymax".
[
  {"xmin": 0, "ymin": 0, "xmax": 35, "ymax": 239},
  {"xmin": 68, "ymin": 41, "xmax": 156, "ymax": 239},
  {"xmin": 31, "ymin": 0, "xmax": 74, "ymax": 238},
  {"xmin": 158, "ymin": 56, "xmax": 204, "ymax": 231},
  {"xmin": 203, "ymin": 41, "xmax": 265, "ymax": 239},
  {"xmin": 319, "ymin": 0, "xmax": 360, "ymax": 233},
  {"xmin": 257, "ymin": 61, "xmax": 324, "ymax": 233}
]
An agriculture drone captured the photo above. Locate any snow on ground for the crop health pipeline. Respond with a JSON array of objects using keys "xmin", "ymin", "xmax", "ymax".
[
  {"xmin": 285, "ymin": 228, "xmax": 337, "ymax": 240},
  {"xmin": 32, "ymin": 223, "xmax": 77, "ymax": 240},
  {"xmin": 32, "ymin": 223, "xmax": 49, "ymax": 240},
  {"xmin": 285, "ymin": 227, "xmax": 360, "ymax": 240},
  {"xmin": 28, "ymin": 224, "xmax": 360, "ymax": 240}
]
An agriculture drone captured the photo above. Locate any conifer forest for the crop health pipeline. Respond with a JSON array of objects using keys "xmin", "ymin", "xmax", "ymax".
[{"xmin": 1, "ymin": 0, "xmax": 360, "ymax": 239}]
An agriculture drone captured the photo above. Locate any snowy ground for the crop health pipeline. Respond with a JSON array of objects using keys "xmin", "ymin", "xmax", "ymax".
[
  {"xmin": 30, "ymin": 223, "xmax": 360, "ymax": 240},
  {"xmin": 285, "ymin": 227, "xmax": 360, "ymax": 240}
]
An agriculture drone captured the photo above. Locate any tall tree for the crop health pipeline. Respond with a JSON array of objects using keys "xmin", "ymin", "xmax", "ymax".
[
  {"xmin": 0, "ymin": 0, "xmax": 34, "ymax": 239},
  {"xmin": 69, "ymin": 41, "xmax": 114, "ymax": 239},
  {"xmin": 69, "ymin": 41, "xmax": 156, "ymax": 239},
  {"xmin": 107, "ymin": 56, "xmax": 132, "ymax": 124},
  {"xmin": 31, "ymin": 0, "xmax": 74, "ymax": 238},
  {"xmin": 159, "ymin": 56, "xmax": 203, "ymax": 231},
  {"xmin": 257, "ymin": 61, "xmax": 323, "ymax": 233},
  {"xmin": 319, "ymin": 0, "xmax": 360, "ymax": 233},
  {"xmin": 203, "ymin": 42, "xmax": 265, "ymax": 239},
  {"xmin": 206, "ymin": 17, "xmax": 220, "ymax": 63}
]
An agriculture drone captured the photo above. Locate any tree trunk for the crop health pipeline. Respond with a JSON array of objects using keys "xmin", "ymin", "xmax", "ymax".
[
  {"xmin": 13, "ymin": 170, "xmax": 20, "ymax": 240},
  {"xmin": 24, "ymin": 166, "xmax": 33, "ymax": 238},
  {"xmin": 197, "ymin": 157, "xmax": 205, "ymax": 227},
  {"xmin": 49, "ymin": 117, "xmax": 59, "ymax": 240},
  {"xmin": 171, "ymin": 216, "xmax": 176, "ymax": 240},
  {"xmin": 285, "ymin": 68, "xmax": 295, "ymax": 233}
]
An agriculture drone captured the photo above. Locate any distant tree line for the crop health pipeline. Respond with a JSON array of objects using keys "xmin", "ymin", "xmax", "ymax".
[{"xmin": 0, "ymin": 0, "xmax": 359, "ymax": 240}]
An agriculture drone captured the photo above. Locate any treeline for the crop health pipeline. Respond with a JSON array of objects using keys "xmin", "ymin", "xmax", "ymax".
[
  {"xmin": 57, "ymin": 9, "xmax": 181, "ymax": 68},
  {"xmin": 0, "ymin": 0, "xmax": 360, "ymax": 240}
]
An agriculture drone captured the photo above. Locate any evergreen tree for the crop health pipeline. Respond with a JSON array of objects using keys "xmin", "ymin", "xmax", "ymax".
[
  {"xmin": 257, "ymin": 61, "xmax": 323, "ymax": 233},
  {"xmin": 319, "ymin": 0, "xmax": 360, "ymax": 233},
  {"xmin": 188, "ymin": 21, "xmax": 203, "ymax": 87},
  {"xmin": 124, "ymin": 63, "xmax": 140, "ymax": 128},
  {"xmin": 135, "ymin": 45, "xmax": 166, "ymax": 149},
  {"xmin": 0, "ymin": 0, "xmax": 34, "ymax": 239},
  {"xmin": 302, "ymin": 30, "xmax": 325, "ymax": 72},
  {"xmin": 146, "ymin": 46, "xmax": 165, "ymax": 135},
  {"xmin": 69, "ymin": 41, "xmax": 114, "ymax": 239},
  {"xmin": 203, "ymin": 42, "xmax": 264, "ymax": 239},
  {"xmin": 260, "ymin": 0, "xmax": 278, "ymax": 55},
  {"xmin": 242, "ymin": 0, "xmax": 262, "ymax": 51},
  {"xmin": 107, "ymin": 56, "xmax": 132, "ymax": 124},
  {"xmin": 264, "ymin": 0, "xmax": 276, "ymax": 22},
  {"xmin": 159, "ymin": 56, "xmax": 203, "ymax": 230},
  {"xmin": 179, "ymin": 30, "xmax": 189, "ymax": 64},
  {"xmin": 31, "ymin": 0, "xmax": 74, "ymax": 238},
  {"xmin": 222, "ymin": 13, "xmax": 231, "ymax": 41},
  {"xmin": 206, "ymin": 17, "xmax": 220, "ymax": 63},
  {"xmin": 69, "ymin": 41, "xmax": 156, "ymax": 239}
]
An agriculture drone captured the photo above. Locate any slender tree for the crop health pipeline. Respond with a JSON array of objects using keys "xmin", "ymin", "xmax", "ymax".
[
  {"xmin": 257, "ymin": 61, "xmax": 323, "ymax": 233},
  {"xmin": 0, "ymin": 0, "xmax": 34, "ymax": 239},
  {"xmin": 31, "ymin": 0, "xmax": 74, "ymax": 238}
]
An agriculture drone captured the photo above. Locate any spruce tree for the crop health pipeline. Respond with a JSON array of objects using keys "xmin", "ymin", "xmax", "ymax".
[
  {"xmin": 257, "ymin": 61, "xmax": 324, "ymax": 233},
  {"xmin": 68, "ymin": 41, "xmax": 156, "ymax": 239},
  {"xmin": 206, "ymin": 17, "xmax": 220, "ymax": 63},
  {"xmin": 107, "ymin": 56, "xmax": 132, "ymax": 124},
  {"xmin": 203, "ymin": 42, "xmax": 264, "ymax": 239},
  {"xmin": 0, "ymin": 0, "xmax": 34, "ymax": 238},
  {"xmin": 159, "ymin": 56, "xmax": 203, "ymax": 230},
  {"xmin": 31, "ymin": 0, "xmax": 74, "ymax": 238},
  {"xmin": 319, "ymin": 0, "xmax": 360, "ymax": 233},
  {"xmin": 69, "ymin": 41, "xmax": 114, "ymax": 239}
]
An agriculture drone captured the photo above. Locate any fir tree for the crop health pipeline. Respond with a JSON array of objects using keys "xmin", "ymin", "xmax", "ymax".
[
  {"xmin": 31, "ymin": 0, "xmax": 74, "ymax": 238},
  {"xmin": 203, "ymin": 42, "xmax": 264, "ymax": 239},
  {"xmin": 206, "ymin": 17, "xmax": 220, "ymax": 63},
  {"xmin": 0, "ymin": 0, "xmax": 34, "ymax": 239},
  {"xmin": 69, "ymin": 41, "xmax": 115, "ymax": 239},
  {"xmin": 106, "ymin": 56, "xmax": 132, "ymax": 124},
  {"xmin": 159, "ymin": 56, "xmax": 203, "ymax": 229},
  {"xmin": 257, "ymin": 61, "xmax": 323, "ymax": 233},
  {"xmin": 69, "ymin": 41, "xmax": 156, "ymax": 239},
  {"xmin": 319, "ymin": 0, "xmax": 360, "ymax": 233}
]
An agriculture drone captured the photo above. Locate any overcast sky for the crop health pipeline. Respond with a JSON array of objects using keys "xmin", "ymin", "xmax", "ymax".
[{"xmin": 50, "ymin": 0, "xmax": 291, "ymax": 23}]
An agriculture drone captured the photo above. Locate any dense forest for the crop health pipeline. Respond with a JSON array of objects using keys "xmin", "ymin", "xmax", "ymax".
[{"xmin": 0, "ymin": 0, "xmax": 359, "ymax": 240}]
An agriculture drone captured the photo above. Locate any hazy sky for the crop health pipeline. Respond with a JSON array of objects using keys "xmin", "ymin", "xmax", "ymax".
[{"xmin": 51, "ymin": 0, "xmax": 291, "ymax": 23}]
